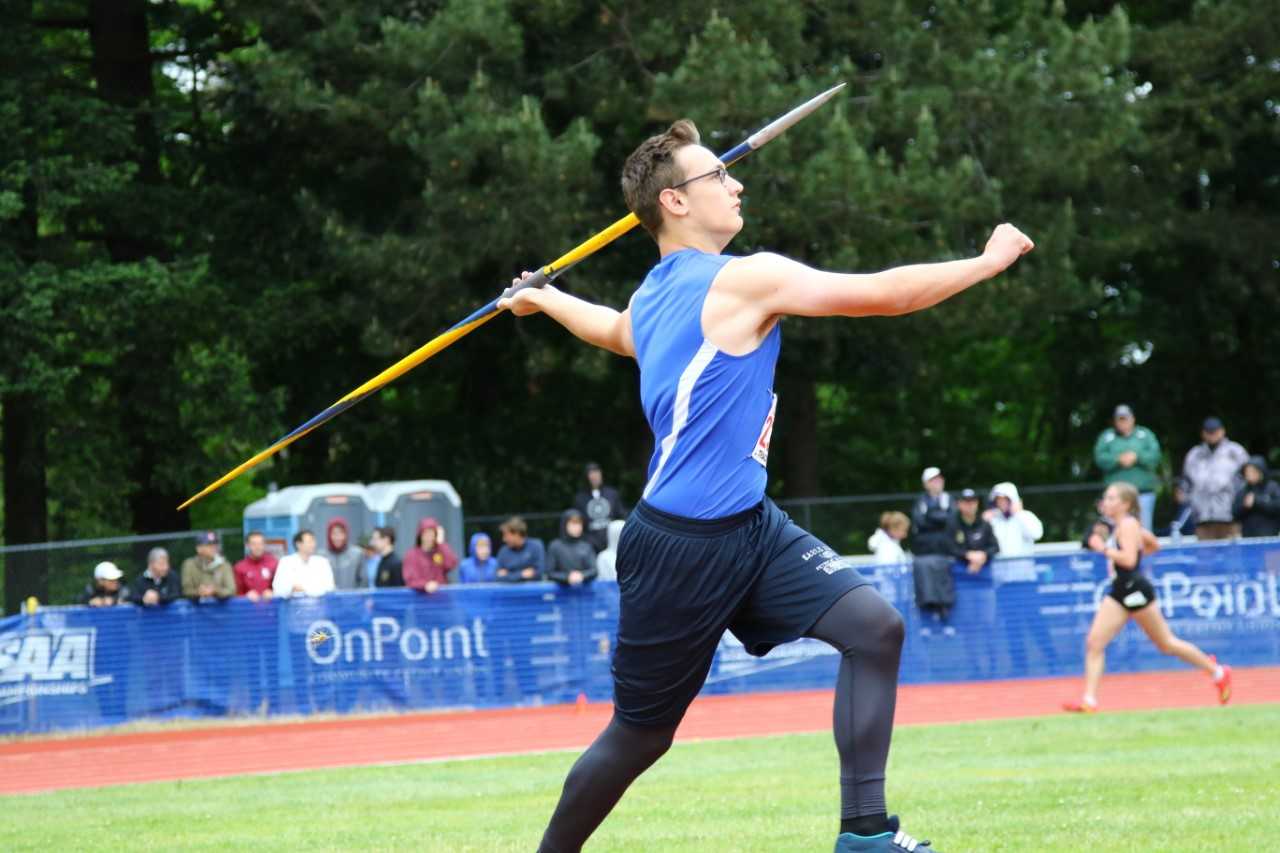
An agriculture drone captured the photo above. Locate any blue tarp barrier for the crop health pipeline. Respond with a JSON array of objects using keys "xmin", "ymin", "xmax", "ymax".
[{"xmin": 2, "ymin": 540, "xmax": 1278, "ymax": 734}]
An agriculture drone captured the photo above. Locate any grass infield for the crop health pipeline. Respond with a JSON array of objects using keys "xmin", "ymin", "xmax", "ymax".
[{"xmin": 3, "ymin": 704, "xmax": 1277, "ymax": 851}]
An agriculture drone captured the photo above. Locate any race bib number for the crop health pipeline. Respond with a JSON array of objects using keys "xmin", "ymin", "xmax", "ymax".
[{"xmin": 751, "ymin": 393, "xmax": 778, "ymax": 467}]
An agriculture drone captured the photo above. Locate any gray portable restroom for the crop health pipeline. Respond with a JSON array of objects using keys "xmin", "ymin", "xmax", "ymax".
[
  {"xmin": 242, "ymin": 483, "xmax": 375, "ymax": 556},
  {"xmin": 366, "ymin": 480, "xmax": 464, "ymax": 558}
]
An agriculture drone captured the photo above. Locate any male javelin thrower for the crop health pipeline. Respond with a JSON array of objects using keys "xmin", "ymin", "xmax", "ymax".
[{"xmin": 501, "ymin": 119, "xmax": 1033, "ymax": 852}]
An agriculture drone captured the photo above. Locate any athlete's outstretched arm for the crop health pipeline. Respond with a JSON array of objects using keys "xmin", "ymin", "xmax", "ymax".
[
  {"xmin": 500, "ymin": 277, "xmax": 635, "ymax": 358},
  {"xmin": 739, "ymin": 223, "xmax": 1034, "ymax": 319}
]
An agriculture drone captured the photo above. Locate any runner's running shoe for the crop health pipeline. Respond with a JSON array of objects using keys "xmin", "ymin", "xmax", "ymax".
[
  {"xmin": 1062, "ymin": 698, "xmax": 1098, "ymax": 713},
  {"xmin": 1210, "ymin": 656, "xmax": 1232, "ymax": 705},
  {"xmin": 835, "ymin": 815, "xmax": 939, "ymax": 852}
]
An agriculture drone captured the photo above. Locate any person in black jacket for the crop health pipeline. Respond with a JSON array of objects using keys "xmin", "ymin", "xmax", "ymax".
[
  {"xmin": 130, "ymin": 548, "xmax": 181, "ymax": 606},
  {"xmin": 911, "ymin": 466, "xmax": 955, "ymax": 555},
  {"xmin": 547, "ymin": 509, "xmax": 599, "ymax": 587},
  {"xmin": 948, "ymin": 489, "xmax": 1000, "ymax": 573},
  {"xmin": 1233, "ymin": 456, "xmax": 1280, "ymax": 537},
  {"xmin": 370, "ymin": 526, "xmax": 404, "ymax": 587},
  {"xmin": 79, "ymin": 561, "xmax": 131, "ymax": 606},
  {"xmin": 573, "ymin": 463, "xmax": 628, "ymax": 552}
]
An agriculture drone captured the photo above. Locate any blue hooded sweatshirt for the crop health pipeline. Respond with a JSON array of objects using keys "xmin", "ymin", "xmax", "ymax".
[{"xmin": 457, "ymin": 533, "xmax": 500, "ymax": 584}]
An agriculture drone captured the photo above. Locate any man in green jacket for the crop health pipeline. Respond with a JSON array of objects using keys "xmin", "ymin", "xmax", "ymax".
[
  {"xmin": 181, "ymin": 530, "xmax": 236, "ymax": 601},
  {"xmin": 1093, "ymin": 404, "xmax": 1162, "ymax": 529}
]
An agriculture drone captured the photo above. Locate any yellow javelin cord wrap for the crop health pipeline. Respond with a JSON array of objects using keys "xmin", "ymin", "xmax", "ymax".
[{"xmin": 543, "ymin": 212, "xmax": 641, "ymax": 275}]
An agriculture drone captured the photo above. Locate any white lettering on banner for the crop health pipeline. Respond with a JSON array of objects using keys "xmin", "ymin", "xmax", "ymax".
[
  {"xmin": 1157, "ymin": 571, "xmax": 1280, "ymax": 619},
  {"xmin": 0, "ymin": 628, "xmax": 112, "ymax": 706},
  {"xmin": 307, "ymin": 617, "xmax": 490, "ymax": 665}
]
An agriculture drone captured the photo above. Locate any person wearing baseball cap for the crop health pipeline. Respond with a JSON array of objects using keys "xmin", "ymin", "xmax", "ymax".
[
  {"xmin": 1092, "ymin": 404, "xmax": 1162, "ymax": 530},
  {"xmin": 181, "ymin": 531, "xmax": 236, "ymax": 601},
  {"xmin": 910, "ymin": 467, "xmax": 953, "ymax": 557},
  {"xmin": 79, "ymin": 561, "xmax": 130, "ymax": 607},
  {"xmin": 1182, "ymin": 417, "xmax": 1250, "ymax": 539}
]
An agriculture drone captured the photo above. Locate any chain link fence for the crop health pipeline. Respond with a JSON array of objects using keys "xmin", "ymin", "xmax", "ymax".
[{"xmin": 3, "ymin": 483, "xmax": 1117, "ymax": 610}]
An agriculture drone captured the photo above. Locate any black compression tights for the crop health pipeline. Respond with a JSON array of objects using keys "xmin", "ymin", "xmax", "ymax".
[{"xmin": 536, "ymin": 585, "xmax": 903, "ymax": 852}]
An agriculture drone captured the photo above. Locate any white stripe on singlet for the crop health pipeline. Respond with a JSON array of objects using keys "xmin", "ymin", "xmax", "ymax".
[{"xmin": 642, "ymin": 340, "xmax": 718, "ymax": 500}]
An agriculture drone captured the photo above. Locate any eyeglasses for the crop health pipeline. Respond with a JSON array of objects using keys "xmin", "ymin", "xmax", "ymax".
[{"xmin": 669, "ymin": 165, "xmax": 728, "ymax": 190}]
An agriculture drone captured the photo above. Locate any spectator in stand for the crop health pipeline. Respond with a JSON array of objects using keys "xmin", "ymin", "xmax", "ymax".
[
  {"xmin": 910, "ymin": 466, "xmax": 954, "ymax": 556},
  {"xmin": 323, "ymin": 518, "xmax": 365, "ymax": 590},
  {"xmin": 1093, "ymin": 404, "xmax": 1162, "ymax": 530},
  {"xmin": 1080, "ymin": 495, "xmax": 1114, "ymax": 549},
  {"xmin": 948, "ymin": 488, "xmax": 999, "ymax": 574},
  {"xmin": 547, "ymin": 509, "xmax": 599, "ymax": 587},
  {"xmin": 596, "ymin": 519, "xmax": 626, "ymax": 582},
  {"xmin": 1233, "ymin": 456, "xmax": 1280, "ymax": 538},
  {"xmin": 234, "ymin": 531, "xmax": 278, "ymax": 601},
  {"xmin": 359, "ymin": 534, "xmax": 380, "ymax": 590},
  {"xmin": 574, "ymin": 462, "xmax": 628, "ymax": 553},
  {"xmin": 80, "ymin": 561, "xmax": 130, "ymax": 606},
  {"xmin": 403, "ymin": 517, "xmax": 458, "ymax": 594},
  {"xmin": 1160, "ymin": 476, "xmax": 1198, "ymax": 540},
  {"xmin": 1182, "ymin": 416, "xmax": 1250, "ymax": 540},
  {"xmin": 867, "ymin": 511, "xmax": 910, "ymax": 565},
  {"xmin": 131, "ymin": 547, "xmax": 181, "ymax": 606},
  {"xmin": 370, "ymin": 527, "xmax": 403, "ymax": 588},
  {"xmin": 181, "ymin": 531, "xmax": 235, "ymax": 602},
  {"xmin": 272, "ymin": 530, "xmax": 335, "ymax": 598},
  {"xmin": 496, "ymin": 516, "xmax": 546, "ymax": 582},
  {"xmin": 985, "ymin": 482, "xmax": 1055, "ymax": 673},
  {"xmin": 458, "ymin": 532, "xmax": 500, "ymax": 584},
  {"xmin": 985, "ymin": 482, "xmax": 1044, "ymax": 558}
]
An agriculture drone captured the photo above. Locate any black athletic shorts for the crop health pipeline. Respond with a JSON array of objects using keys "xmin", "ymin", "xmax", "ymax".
[
  {"xmin": 611, "ymin": 497, "xmax": 870, "ymax": 728},
  {"xmin": 1108, "ymin": 570, "xmax": 1157, "ymax": 612}
]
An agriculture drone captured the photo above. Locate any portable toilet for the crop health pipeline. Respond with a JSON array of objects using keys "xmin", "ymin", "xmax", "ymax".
[
  {"xmin": 243, "ymin": 483, "xmax": 375, "ymax": 556},
  {"xmin": 366, "ymin": 480, "xmax": 464, "ymax": 558}
]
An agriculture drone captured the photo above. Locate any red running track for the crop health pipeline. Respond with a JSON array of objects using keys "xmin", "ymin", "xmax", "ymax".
[{"xmin": 2, "ymin": 666, "xmax": 1278, "ymax": 796}]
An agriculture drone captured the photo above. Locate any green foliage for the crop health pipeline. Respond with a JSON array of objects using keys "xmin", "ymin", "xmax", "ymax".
[{"xmin": 1, "ymin": 0, "xmax": 1276, "ymax": 545}]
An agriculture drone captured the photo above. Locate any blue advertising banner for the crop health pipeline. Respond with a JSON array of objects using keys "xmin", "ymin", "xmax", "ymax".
[{"xmin": 2, "ymin": 540, "xmax": 1278, "ymax": 734}]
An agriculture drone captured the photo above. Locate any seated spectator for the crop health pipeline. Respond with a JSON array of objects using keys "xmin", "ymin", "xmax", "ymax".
[
  {"xmin": 403, "ymin": 517, "xmax": 458, "ymax": 594},
  {"xmin": 80, "ymin": 561, "xmax": 130, "ymax": 606},
  {"xmin": 131, "ymin": 547, "xmax": 181, "ymax": 606},
  {"xmin": 985, "ymin": 482, "xmax": 1044, "ymax": 561},
  {"xmin": 370, "ymin": 526, "xmax": 403, "ymax": 588},
  {"xmin": 181, "ymin": 531, "xmax": 235, "ymax": 602},
  {"xmin": 496, "ymin": 516, "xmax": 546, "ymax": 582},
  {"xmin": 1233, "ymin": 456, "xmax": 1280, "ymax": 538},
  {"xmin": 272, "ymin": 530, "xmax": 335, "ymax": 598},
  {"xmin": 596, "ymin": 519, "xmax": 626, "ymax": 582},
  {"xmin": 323, "ymin": 517, "xmax": 365, "ymax": 590},
  {"xmin": 547, "ymin": 509, "xmax": 598, "ymax": 587},
  {"xmin": 948, "ymin": 488, "xmax": 999, "ymax": 574},
  {"xmin": 234, "ymin": 531, "xmax": 278, "ymax": 602},
  {"xmin": 867, "ymin": 511, "xmax": 910, "ymax": 565},
  {"xmin": 458, "ymin": 532, "xmax": 500, "ymax": 584},
  {"xmin": 1163, "ymin": 476, "xmax": 1199, "ymax": 540}
]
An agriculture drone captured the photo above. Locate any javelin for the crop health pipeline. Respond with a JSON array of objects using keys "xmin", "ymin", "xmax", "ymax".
[{"xmin": 178, "ymin": 82, "xmax": 846, "ymax": 510}]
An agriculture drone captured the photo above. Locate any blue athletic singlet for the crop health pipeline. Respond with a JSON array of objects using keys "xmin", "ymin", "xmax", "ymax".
[{"xmin": 629, "ymin": 249, "xmax": 781, "ymax": 518}]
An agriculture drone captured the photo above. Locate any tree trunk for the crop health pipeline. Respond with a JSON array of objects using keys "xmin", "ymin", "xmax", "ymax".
[{"xmin": 2, "ymin": 394, "xmax": 50, "ymax": 612}]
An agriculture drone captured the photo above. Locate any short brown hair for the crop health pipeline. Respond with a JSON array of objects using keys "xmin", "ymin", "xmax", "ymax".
[
  {"xmin": 499, "ymin": 516, "xmax": 527, "ymax": 536},
  {"xmin": 621, "ymin": 119, "xmax": 701, "ymax": 237},
  {"xmin": 880, "ymin": 511, "xmax": 910, "ymax": 537}
]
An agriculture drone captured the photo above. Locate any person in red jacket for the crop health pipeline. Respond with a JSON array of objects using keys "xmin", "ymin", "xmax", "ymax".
[
  {"xmin": 234, "ymin": 531, "xmax": 279, "ymax": 601},
  {"xmin": 402, "ymin": 517, "xmax": 458, "ymax": 594}
]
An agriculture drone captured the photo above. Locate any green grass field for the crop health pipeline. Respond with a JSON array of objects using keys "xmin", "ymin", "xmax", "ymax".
[{"xmin": 3, "ymin": 705, "xmax": 1278, "ymax": 851}]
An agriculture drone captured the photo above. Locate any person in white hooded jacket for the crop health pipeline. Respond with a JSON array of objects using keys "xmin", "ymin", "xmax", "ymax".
[
  {"xmin": 984, "ymin": 483, "xmax": 1043, "ymax": 565},
  {"xmin": 595, "ymin": 519, "xmax": 627, "ymax": 582}
]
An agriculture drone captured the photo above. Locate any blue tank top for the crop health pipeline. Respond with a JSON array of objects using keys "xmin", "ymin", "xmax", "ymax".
[{"xmin": 629, "ymin": 249, "xmax": 781, "ymax": 518}]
